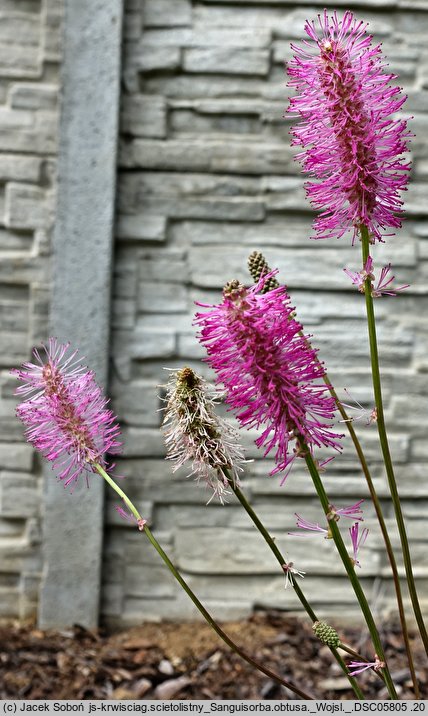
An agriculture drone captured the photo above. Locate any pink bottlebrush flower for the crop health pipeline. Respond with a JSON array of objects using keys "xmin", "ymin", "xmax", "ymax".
[
  {"xmin": 349, "ymin": 522, "xmax": 369, "ymax": 568},
  {"xmin": 288, "ymin": 513, "xmax": 332, "ymax": 539},
  {"xmin": 161, "ymin": 367, "xmax": 246, "ymax": 504},
  {"xmin": 195, "ymin": 273, "xmax": 343, "ymax": 480},
  {"xmin": 348, "ymin": 654, "xmax": 385, "ymax": 676},
  {"xmin": 327, "ymin": 499, "xmax": 364, "ymax": 522},
  {"xmin": 344, "ymin": 257, "xmax": 409, "ymax": 297},
  {"xmin": 11, "ymin": 338, "xmax": 122, "ymax": 487},
  {"xmin": 282, "ymin": 561, "xmax": 306, "ymax": 589},
  {"xmin": 287, "ymin": 10, "xmax": 411, "ymax": 244}
]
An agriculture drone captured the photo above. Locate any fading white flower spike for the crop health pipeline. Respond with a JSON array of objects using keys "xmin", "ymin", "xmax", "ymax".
[{"xmin": 161, "ymin": 367, "xmax": 246, "ymax": 503}]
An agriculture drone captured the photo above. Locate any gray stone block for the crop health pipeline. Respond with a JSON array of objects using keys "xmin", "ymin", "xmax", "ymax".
[
  {"xmin": 9, "ymin": 83, "xmax": 58, "ymax": 110},
  {"xmin": 111, "ymin": 380, "xmax": 159, "ymax": 427},
  {"xmin": 0, "ymin": 154, "xmax": 41, "ymax": 182},
  {"xmin": 119, "ymin": 138, "xmax": 294, "ymax": 174},
  {"xmin": 0, "ymin": 474, "xmax": 38, "ymax": 517},
  {"xmin": 0, "ymin": 444, "xmax": 33, "ymax": 472},
  {"xmin": 121, "ymin": 95, "xmax": 167, "ymax": 139},
  {"xmin": 117, "ymin": 214, "xmax": 167, "ymax": 242},
  {"xmin": 124, "ymin": 42, "xmax": 181, "ymax": 73},
  {"xmin": 138, "ymin": 281, "xmax": 188, "ymax": 313},
  {"xmin": 139, "ymin": 249, "xmax": 188, "ymax": 283},
  {"xmin": 143, "ymin": 0, "xmax": 192, "ymax": 27},
  {"xmin": 5, "ymin": 183, "xmax": 54, "ymax": 230},
  {"xmin": 121, "ymin": 426, "xmax": 166, "ymax": 458},
  {"xmin": 184, "ymin": 48, "xmax": 270, "ymax": 76}
]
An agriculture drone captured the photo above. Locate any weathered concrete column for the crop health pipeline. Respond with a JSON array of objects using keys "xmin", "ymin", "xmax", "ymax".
[{"xmin": 38, "ymin": 0, "xmax": 123, "ymax": 628}]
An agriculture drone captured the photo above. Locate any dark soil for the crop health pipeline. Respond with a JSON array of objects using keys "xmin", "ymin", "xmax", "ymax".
[{"xmin": 0, "ymin": 612, "xmax": 426, "ymax": 700}]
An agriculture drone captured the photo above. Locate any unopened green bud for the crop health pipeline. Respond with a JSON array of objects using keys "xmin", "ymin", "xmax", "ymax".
[{"xmin": 312, "ymin": 621, "xmax": 340, "ymax": 648}]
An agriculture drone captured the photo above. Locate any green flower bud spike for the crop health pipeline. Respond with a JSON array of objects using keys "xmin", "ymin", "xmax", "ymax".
[
  {"xmin": 313, "ymin": 621, "xmax": 341, "ymax": 649},
  {"xmin": 247, "ymin": 251, "xmax": 280, "ymax": 293}
]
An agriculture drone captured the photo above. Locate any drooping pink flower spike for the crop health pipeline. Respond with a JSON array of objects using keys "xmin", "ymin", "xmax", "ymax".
[
  {"xmin": 349, "ymin": 522, "xmax": 369, "ymax": 568},
  {"xmin": 287, "ymin": 10, "xmax": 412, "ymax": 244},
  {"xmin": 348, "ymin": 654, "xmax": 385, "ymax": 676},
  {"xmin": 327, "ymin": 499, "xmax": 364, "ymax": 522},
  {"xmin": 195, "ymin": 273, "xmax": 343, "ymax": 480},
  {"xmin": 344, "ymin": 257, "xmax": 409, "ymax": 297},
  {"xmin": 11, "ymin": 338, "xmax": 122, "ymax": 488},
  {"xmin": 288, "ymin": 513, "xmax": 332, "ymax": 539}
]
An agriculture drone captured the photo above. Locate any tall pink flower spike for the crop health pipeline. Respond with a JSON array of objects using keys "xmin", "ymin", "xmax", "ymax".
[
  {"xmin": 287, "ymin": 10, "xmax": 411, "ymax": 244},
  {"xmin": 195, "ymin": 273, "xmax": 343, "ymax": 480},
  {"xmin": 11, "ymin": 338, "xmax": 122, "ymax": 487}
]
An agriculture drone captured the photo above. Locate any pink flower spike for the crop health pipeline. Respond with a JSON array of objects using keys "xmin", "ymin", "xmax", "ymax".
[
  {"xmin": 195, "ymin": 273, "xmax": 343, "ymax": 480},
  {"xmin": 288, "ymin": 513, "xmax": 331, "ymax": 539},
  {"xmin": 348, "ymin": 654, "xmax": 385, "ymax": 676},
  {"xmin": 11, "ymin": 338, "xmax": 122, "ymax": 488},
  {"xmin": 372, "ymin": 263, "xmax": 410, "ymax": 298},
  {"xmin": 328, "ymin": 499, "xmax": 364, "ymax": 522},
  {"xmin": 287, "ymin": 10, "xmax": 411, "ymax": 244},
  {"xmin": 349, "ymin": 522, "xmax": 369, "ymax": 567}
]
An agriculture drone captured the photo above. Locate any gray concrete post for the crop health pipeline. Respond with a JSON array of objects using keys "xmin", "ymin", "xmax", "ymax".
[{"xmin": 38, "ymin": 0, "xmax": 123, "ymax": 628}]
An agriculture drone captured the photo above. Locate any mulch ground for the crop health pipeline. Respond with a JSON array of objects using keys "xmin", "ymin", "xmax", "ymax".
[{"xmin": 0, "ymin": 612, "xmax": 427, "ymax": 700}]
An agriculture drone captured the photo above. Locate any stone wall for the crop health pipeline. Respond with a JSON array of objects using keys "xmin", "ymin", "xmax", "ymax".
[
  {"xmin": 0, "ymin": 0, "xmax": 62, "ymax": 619},
  {"xmin": 104, "ymin": 0, "xmax": 428, "ymax": 626}
]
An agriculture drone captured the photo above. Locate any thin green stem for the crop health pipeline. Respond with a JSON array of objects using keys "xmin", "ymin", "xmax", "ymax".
[
  {"xmin": 360, "ymin": 224, "xmax": 428, "ymax": 659},
  {"xmin": 248, "ymin": 252, "xmax": 419, "ymax": 694},
  {"xmin": 327, "ymin": 379, "xmax": 420, "ymax": 697},
  {"xmin": 303, "ymin": 448, "xmax": 398, "ymax": 699},
  {"xmin": 94, "ymin": 463, "xmax": 314, "ymax": 700},
  {"xmin": 223, "ymin": 468, "xmax": 366, "ymax": 699}
]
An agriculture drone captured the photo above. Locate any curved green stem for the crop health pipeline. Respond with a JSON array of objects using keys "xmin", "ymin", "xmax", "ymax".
[
  {"xmin": 94, "ymin": 463, "xmax": 314, "ymax": 700},
  {"xmin": 360, "ymin": 224, "xmax": 428, "ymax": 660},
  {"xmin": 303, "ymin": 448, "xmax": 398, "ymax": 699},
  {"xmin": 223, "ymin": 468, "xmax": 366, "ymax": 699}
]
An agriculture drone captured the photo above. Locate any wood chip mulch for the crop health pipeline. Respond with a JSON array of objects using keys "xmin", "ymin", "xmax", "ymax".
[{"xmin": 0, "ymin": 612, "xmax": 427, "ymax": 700}]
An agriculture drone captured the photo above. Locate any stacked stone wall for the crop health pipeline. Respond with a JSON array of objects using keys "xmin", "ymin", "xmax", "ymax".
[
  {"xmin": 0, "ymin": 0, "xmax": 62, "ymax": 619},
  {"xmin": 105, "ymin": 0, "xmax": 428, "ymax": 625}
]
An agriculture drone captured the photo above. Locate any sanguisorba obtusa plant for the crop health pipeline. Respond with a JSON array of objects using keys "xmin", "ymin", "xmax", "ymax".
[
  {"xmin": 10, "ymin": 8, "xmax": 425, "ymax": 701},
  {"xmin": 286, "ymin": 9, "xmax": 428, "ymax": 661}
]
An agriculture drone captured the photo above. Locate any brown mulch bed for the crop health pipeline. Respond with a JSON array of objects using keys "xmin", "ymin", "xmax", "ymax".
[{"xmin": 0, "ymin": 612, "xmax": 426, "ymax": 700}]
